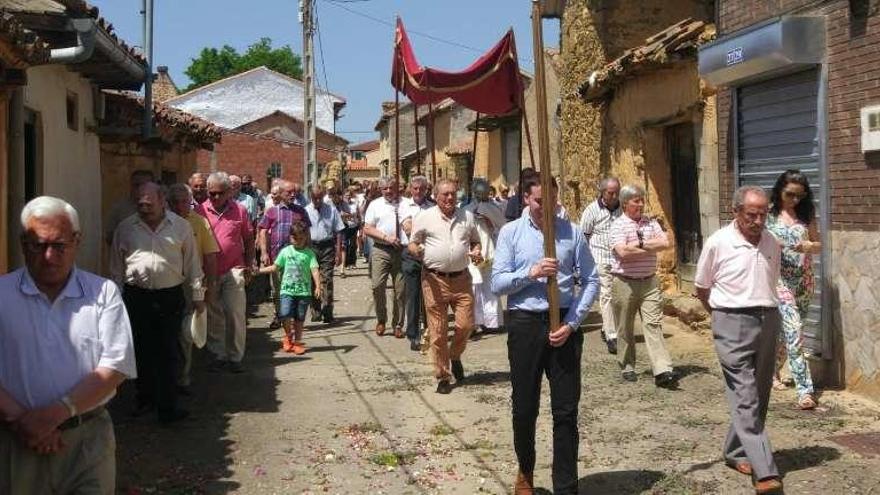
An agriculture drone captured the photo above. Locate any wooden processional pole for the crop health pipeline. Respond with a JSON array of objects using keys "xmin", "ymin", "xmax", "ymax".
[
  {"xmin": 530, "ymin": 0, "xmax": 560, "ymax": 329},
  {"xmin": 413, "ymin": 104, "xmax": 421, "ymax": 176},
  {"xmin": 428, "ymin": 99, "xmax": 438, "ymax": 185},
  {"xmin": 394, "ymin": 88, "xmax": 401, "ymax": 239},
  {"xmin": 469, "ymin": 112, "xmax": 480, "ymax": 202}
]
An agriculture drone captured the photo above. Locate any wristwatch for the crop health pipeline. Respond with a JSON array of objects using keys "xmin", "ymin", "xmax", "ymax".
[{"xmin": 60, "ymin": 395, "xmax": 77, "ymax": 419}]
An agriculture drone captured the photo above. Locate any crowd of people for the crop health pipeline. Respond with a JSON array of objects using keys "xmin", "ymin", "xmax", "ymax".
[{"xmin": 0, "ymin": 163, "xmax": 820, "ymax": 495}]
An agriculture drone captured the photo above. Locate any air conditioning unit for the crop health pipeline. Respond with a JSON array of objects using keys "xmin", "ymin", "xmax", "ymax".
[{"xmin": 861, "ymin": 104, "xmax": 880, "ymax": 152}]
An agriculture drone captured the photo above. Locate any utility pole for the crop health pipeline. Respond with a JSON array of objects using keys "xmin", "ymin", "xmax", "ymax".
[
  {"xmin": 141, "ymin": 0, "xmax": 154, "ymax": 138},
  {"xmin": 300, "ymin": 0, "xmax": 318, "ymax": 186}
]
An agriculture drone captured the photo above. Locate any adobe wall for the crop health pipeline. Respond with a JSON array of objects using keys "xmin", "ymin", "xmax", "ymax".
[{"xmin": 560, "ymin": 0, "xmax": 714, "ymax": 215}]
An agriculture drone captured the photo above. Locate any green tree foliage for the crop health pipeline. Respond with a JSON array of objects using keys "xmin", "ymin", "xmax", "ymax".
[{"xmin": 183, "ymin": 38, "xmax": 303, "ymax": 91}]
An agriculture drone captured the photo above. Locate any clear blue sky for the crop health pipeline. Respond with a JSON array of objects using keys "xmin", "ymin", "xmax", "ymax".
[{"xmin": 88, "ymin": 0, "xmax": 559, "ymax": 144}]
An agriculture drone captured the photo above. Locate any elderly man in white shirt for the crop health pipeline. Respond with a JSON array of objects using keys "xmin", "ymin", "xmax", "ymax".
[
  {"xmin": 0, "ymin": 196, "xmax": 136, "ymax": 494},
  {"xmin": 363, "ymin": 176, "xmax": 406, "ymax": 337},
  {"xmin": 111, "ymin": 182, "xmax": 204, "ymax": 424},
  {"xmin": 579, "ymin": 177, "xmax": 622, "ymax": 354},
  {"xmin": 695, "ymin": 185, "xmax": 784, "ymax": 495}
]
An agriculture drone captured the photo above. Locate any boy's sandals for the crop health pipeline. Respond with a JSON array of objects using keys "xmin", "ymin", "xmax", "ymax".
[
  {"xmin": 797, "ymin": 394, "xmax": 818, "ymax": 410},
  {"xmin": 291, "ymin": 341, "xmax": 307, "ymax": 356}
]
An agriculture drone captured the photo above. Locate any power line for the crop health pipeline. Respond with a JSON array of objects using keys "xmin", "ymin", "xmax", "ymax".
[
  {"xmin": 313, "ymin": 2, "xmax": 337, "ymax": 118},
  {"xmin": 322, "ymin": 0, "xmax": 532, "ymax": 63}
]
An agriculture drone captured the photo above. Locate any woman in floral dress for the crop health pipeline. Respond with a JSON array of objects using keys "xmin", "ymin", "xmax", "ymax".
[{"xmin": 767, "ymin": 170, "xmax": 821, "ymax": 410}]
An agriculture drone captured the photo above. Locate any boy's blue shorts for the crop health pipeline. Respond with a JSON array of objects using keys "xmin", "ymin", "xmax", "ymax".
[{"xmin": 279, "ymin": 295, "xmax": 311, "ymax": 322}]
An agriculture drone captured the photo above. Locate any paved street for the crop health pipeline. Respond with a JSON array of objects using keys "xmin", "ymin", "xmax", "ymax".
[{"xmin": 113, "ymin": 264, "xmax": 880, "ymax": 494}]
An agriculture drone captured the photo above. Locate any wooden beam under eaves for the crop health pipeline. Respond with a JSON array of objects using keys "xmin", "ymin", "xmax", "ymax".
[{"xmin": 540, "ymin": 0, "xmax": 566, "ymax": 18}]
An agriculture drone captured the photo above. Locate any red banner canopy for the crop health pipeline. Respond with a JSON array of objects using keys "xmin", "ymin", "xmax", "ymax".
[{"xmin": 391, "ymin": 18, "xmax": 524, "ymax": 116}]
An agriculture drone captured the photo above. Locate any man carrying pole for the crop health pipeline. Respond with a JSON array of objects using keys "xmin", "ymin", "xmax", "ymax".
[
  {"xmin": 489, "ymin": 4, "xmax": 600, "ymax": 492},
  {"xmin": 491, "ymin": 172, "xmax": 599, "ymax": 494}
]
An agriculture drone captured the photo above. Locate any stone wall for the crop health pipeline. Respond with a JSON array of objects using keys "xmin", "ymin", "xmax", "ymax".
[
  {"xmin": 377, "ymin": 102, "xmax": 427, "ymax": 177},
  {"xmin": 829, "ymin": 230, "xmax": 880, "ymax": 400},
  {"xmin": 560, "ymin": 1, "xmax": 605, "ymax": 214}
]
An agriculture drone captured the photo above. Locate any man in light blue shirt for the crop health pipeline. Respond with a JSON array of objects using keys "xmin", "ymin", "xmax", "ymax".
[
  {"xmin": 230, "ymin": 174, "xmax": 258, "ymax": 224},
  {"xmin": 1, "ymin": 196, "xmax": 136, "ymax": 493},
  {"xmin": 305, "ymin": 184, "xmax": 344, "ymax": 323},
  {"xmin": 491, "ymin": 173, "xmax": 599, "ymax": 495}
]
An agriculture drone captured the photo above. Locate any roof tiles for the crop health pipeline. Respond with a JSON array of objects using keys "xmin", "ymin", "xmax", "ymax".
[{"xmin": 579, "ymin": 18, "xmax": 715, "ymax": 101}]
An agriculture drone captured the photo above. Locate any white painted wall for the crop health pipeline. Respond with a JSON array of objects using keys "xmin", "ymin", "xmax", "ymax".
[{"xmin": 24, "ymin": 65, "xmax": 102, "ymax": 272}]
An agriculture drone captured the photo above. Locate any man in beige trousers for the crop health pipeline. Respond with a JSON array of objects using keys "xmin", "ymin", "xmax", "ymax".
[{"xmin": 408, "ymin": 179, "xmax": 482, "ymax": 394}]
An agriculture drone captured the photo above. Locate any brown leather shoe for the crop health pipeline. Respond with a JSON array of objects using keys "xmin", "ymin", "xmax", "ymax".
[
  {"xmin": 754, "ymin": 477, "xmax": 783, "ymax": 494},
  {"xmin": 393, "ymin": 326, "xmax": 404, "ymax": 338},
  {"xmin": 726, "ymin": 459, "xmax": 753, "ymax": 476},
  {"xmin": 375, "ymin": 323, "xmax": 386, "ymax": 336},
  {"xmin": 514, "ymin": 471, "xmax": 534, "ymax": 495}
]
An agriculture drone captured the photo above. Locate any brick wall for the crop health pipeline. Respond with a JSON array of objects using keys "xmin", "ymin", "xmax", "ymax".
[
  {"xmin": 237, "ymin": 111, "xmax": 349, "ymax": 151},
  {"xmin": 716, "ymin": 0, "xmax": 880, "ymax": 230},
  {"xmin": 195, "ymin": 131, "xmax": 339, "ymax": 191}
]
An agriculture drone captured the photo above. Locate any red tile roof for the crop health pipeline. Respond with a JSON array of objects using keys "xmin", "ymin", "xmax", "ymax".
[
  {"xmin": 579, "ymin": 18, "xmax": 715, "ymax": 101},
  {"xmin": 347, "ymin": 158, "xmax": 373, "ymax": 171},
  {"xmin": 350, "ymin": 139, "xmax": 379, "ymax": 152},
  {"xmin": 103, "ymin": 91, "xmax": 222, "ymax": 145}
]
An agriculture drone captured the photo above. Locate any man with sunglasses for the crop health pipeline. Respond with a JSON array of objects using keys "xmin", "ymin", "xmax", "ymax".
[
  {"xmin": 1, "ymin": 196, "xmax": 136, "ymax": 493},
  {"xmin": 199, "ymin": 172, "xmax": 255, "ymax": 374}
]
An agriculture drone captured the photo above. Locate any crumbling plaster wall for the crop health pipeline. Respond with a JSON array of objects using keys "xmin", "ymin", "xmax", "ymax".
[
  {"xmin": 560, "ymin": 0, "xmax": 713, "ymax": 214},
  {"xmin": 601, "ymin": 66, "xmax": 705, "ymax": 292}
]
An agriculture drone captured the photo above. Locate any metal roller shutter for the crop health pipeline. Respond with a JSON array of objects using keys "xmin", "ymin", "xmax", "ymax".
[{"xmin": 736, "ymin": 68, "xmax": 825, "ymax": 356}]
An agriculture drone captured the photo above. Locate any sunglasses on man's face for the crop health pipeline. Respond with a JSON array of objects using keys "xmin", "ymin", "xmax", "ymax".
[
  {"xmin": 23, "ymin": 239, "xmax": 76, "ymax": 254},
  {"xmin": 208, "ymin": 191, "xmax": 225, "ymax": 198}
]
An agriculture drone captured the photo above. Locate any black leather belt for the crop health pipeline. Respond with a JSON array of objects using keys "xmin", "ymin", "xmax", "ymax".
[
  {"xmin": 59, "ymin": 406, "xmax": 105, "ymax": 431},
  {"xmin": 374, "ymin": 241, "xmax": 400, "ymax": 249},
  {"xmin": 714, "ymin": 306, "xmax": 777, "ymax": 314},
  {"xmin": 425, "ymin": 267, "xmax": 466, "ymax": 277},
  {"xmin": 312, "ymin": 239, "xmax": 334, "ymax": 248},
  {"xmin": 613, "ymin": 273, "xmax": 655, "ymax": 281}
]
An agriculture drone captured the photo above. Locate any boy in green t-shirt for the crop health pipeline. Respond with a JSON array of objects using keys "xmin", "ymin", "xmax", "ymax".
[{"xmin": 259, "ymin": 222, "xmax": 320, "ymax": 355}]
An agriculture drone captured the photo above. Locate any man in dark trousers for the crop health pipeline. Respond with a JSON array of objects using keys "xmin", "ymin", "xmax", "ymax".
[
  {"xmin": 400, "ymin": 175, "xmax": 434, "ymax": 351},
  {"xmin": 305, "ymin": 184, "xmax": 344, "ymax": 324},
  {"xmin": 491, "ymin": 172, "xmax": 599, "ymax": 494},
  {"xmin": 111, "ymin": 182, "xmax": 204, "ymax": 423}
]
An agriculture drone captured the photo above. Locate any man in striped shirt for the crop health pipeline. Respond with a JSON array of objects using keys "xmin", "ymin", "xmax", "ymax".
[
  {"xmin": 610, "ymin": 184, "xmax": 678, "ymax": 388},
  {"xmin": 578, "ymin": 177, "xmax": 622, "ymax": 354}
]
